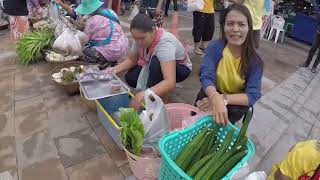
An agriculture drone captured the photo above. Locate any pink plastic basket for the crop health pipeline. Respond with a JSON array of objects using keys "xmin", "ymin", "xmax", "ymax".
[
  {"xmin": 124, "ymin": 103, "xmax": 201, "ymax": 179},
  {"xmin": 165, "ymin": 103, "xmax": 201, "ymax": 131}
]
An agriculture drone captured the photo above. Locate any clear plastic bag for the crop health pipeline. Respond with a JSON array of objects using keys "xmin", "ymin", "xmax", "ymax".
[
  {"xmin": 54, "ymin": 20, "xmax": 68, "ymax": 38},
  {"xmin": 140, "ymin": 89, "xmax": 170, "ymax": 150},
  {"xmin": 187, "ymin": 0, "xmax": 204, "ymax": 12},
  {"xmin": 52, "ymin": 28, "xmax": 84, "ymax": 56}
]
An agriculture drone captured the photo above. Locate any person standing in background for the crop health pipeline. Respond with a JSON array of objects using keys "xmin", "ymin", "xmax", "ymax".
[
  {"xmin": 3, "ymin": 0, "xmax": 30, "ymax": 42},
  {"xmin": 140, "ymin": 0, "xmax": 165, "ymax": 27},
  {"xmin": 164, "ymin": 0, "xmax": 178, "ymax": 17},
  {"xmin": 192, "ymin": 0, "xmax": 215, "ymax": 55},
  {"xmin": 299, "ymin": 0, "xmax": 320, "ymax": 73},
  {"xmin": 233, "ymin": 0, "xmax": 270, "ymax": 48}
]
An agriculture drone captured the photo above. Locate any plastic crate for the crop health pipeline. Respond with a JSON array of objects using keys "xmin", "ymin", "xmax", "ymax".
[
  {"xmin": 96, "ymin": 93, "xmax": 130, "ymax": 149},
  {"xmin": 158, "ymin": 115, "xmax": 255, "ymax": 180}
]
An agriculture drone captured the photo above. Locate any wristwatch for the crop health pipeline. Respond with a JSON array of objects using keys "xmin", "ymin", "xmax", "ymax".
[{"xmin": 223, "ymin": 94, "xmax": 228, "ymax": 105}]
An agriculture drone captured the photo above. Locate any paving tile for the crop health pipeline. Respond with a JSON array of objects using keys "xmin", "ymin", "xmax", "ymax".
[
  {"xmin": 251, "ymin": 102, "xmax": 286, "ymax": 132},
  {"xmin": 274, "ymin": 85, "xmax": 301, "ymax": 102},
  {"xmin": 66, "ymin": 154, "xmax": 123, "ymax": 180},
  {"xmin": 21, "ymin": 158, "xmax": 68, "ymax": 180},
  {"xmin": 286, "ymin": 117, "xmax": 313, "ymax": 139},
  {"xmin": 84, "ymin": 109, "xmax": 99, "ymax": 128},
  {"xmin": 255, "ymin": 129, "xmax": 282, "ymax": 157},
  {"xmin": 289, "ymin": 102, "xmax": 303, "ymax": 115},
  {"xmin": 302, "ymin": 83, "xmax": 320, "ymax": 115},
  {"xmin": 0, "ymin": 108, "xmax": 15, "ymax": 138},
  {"xmin": 119, "ymin": 163, "xmax": 133, "ymax": 177},
  {"xmin": 14, "ymin": 96, "xmax": 48, "ymax": 138},
  {"xmin": 0, "ymin": 51, "xmax": 16, "ymax": 66},
  {"xmin": 0, "ymin": 64, "xmax": 16, "ymax": 80},
  {"xmin": 47, "ymin": 96, "xmax": 90, "ymax": 139},
  {"xmin": 55, "ymin": 127, "xmax": 106, "ymax": 168},
  {"xmin": 93, "ymin": 125, "xmax": 128, "ymax": 167},
  {"xmin": 0, "ymin": 75, "xmax": 14, "ymax": 94},
  {"xmin": 16, "ymin": 130, "xmax": 59, "ymax": 173},
  {"xmin": 0, "ymin": 136, "xmax": 16, "ymax": 173},
  {"xmin": 14, "ymin": 66, "xmax": 43, "ymax": 101},
  {"xmin": 14, "ymin": 64, "xmax": 53, "ymax": 101},
  {"xmin": 309, "ymin": 126, "xmax": 320, "ymax": 139},
  {"xmin": 295, "ymin": 68, "xmax": 315, "ymax": 81},
  {"xmin": 0, "ymin": 92, "xmax": 14, "ymax": 113},
  {"xmin": 266, "ymin": 89, "xmax": 296, "ymax": 106},
  {"xmin": 297, "ymin": 107, "xmax": 318, "ymax": 125},
  {"xmin": 258, "ymin": 97, "xmax": 288, "ymax": 119}
]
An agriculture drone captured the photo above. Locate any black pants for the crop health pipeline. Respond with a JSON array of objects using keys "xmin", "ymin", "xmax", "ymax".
[
  {"xmin": 253, "ymin": 30, "xmax": 260, "ymax": 49},
  {"xmin": 125, "ymin": 56, "xmax": 191, "ymax": 88},
  {"xmin": 195, "ymin": 89, "xmax": 249, "ymax": 124},
  {"xmin": 304, "ymin": 32, "xmax": 320, "ymax": 69},
  {"xmin": 193, "ymin": 11, "xmax": 215, "ymax": 43},
  {"xmin": 165, "ymin": 0, "xmax": 178, "ymax": 14}
]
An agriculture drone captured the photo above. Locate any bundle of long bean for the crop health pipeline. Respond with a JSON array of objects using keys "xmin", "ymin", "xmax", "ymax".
[{"xmin": 16, "ymin": 27, "xmax": 55, "ymax": 65}]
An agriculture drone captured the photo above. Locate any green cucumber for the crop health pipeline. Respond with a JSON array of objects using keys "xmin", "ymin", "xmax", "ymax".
[{"xmin": 194, "ymin": 129, "xmax": 235, "ymax": 180}]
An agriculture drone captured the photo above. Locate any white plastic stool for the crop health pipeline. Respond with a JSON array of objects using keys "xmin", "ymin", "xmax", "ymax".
[{"xmin": 267, "ymin": 15, "xmax": 285, "ymax": 43}]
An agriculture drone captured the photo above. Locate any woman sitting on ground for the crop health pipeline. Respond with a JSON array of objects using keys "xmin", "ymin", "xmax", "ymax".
[
  {"xmin": 73, "ymin": 0, "xmax": 128, "ymax": 65},
  {"xmin": 196, "ymin": 4, "xmax": 263, "ymax": 125},
  {"xmin": 109, "ymin": 13, "xmax": 192, "ymax": 109}
]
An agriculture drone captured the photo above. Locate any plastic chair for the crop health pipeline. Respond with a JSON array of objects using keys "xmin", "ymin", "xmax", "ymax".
[{"xmin": 268, "ymin": 15, "xmax": 286, "ymax": 43}]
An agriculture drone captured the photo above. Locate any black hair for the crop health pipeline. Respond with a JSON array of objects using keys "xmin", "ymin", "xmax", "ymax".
[
  {"xmin": 130, "ymin": 13, "xmax": 155, "ymax": 32},
  {"xmin": 220, "ymin": 4, "xmax": 263, "ymax": 78}
]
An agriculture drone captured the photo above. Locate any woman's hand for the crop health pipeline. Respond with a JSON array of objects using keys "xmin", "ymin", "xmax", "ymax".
[
  {"xmin": 211, "ymin": 94, "xmax": 229, "ymax": 126},
  {"xmin": 104, "ymin": 66, "xmax": 119, "ymax": 74},
  {"xmin": 129, "ymin": 91, "xmax": 144, "ymax": 110},
  {"xmin": 196, "ymin": 97, "xmax": 211, "ymax": 112}
]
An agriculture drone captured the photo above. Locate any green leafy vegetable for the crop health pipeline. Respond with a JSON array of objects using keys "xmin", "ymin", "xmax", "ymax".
[
  {"xmin": 16, "ymin": 27, "xmax": 55, "ymax": 65},
  {"xmin": 119, "ymin": 108, "xmax": 144, "ymax": 156}
]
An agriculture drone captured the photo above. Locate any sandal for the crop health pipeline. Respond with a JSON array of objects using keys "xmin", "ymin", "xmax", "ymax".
[{"xmin": 193, "ymin": 48, "xmax": 203, "ymax": 56}]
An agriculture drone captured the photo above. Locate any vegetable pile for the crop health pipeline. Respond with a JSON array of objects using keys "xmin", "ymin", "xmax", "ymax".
[
  {"xmin": 52, "ymin": 66, "xmax": 84, "ymax": 83},
  {"xmin": 119, "ymin": 108, "xmax": 144, "ymax": 156},
  {"xmin": 45, "ymin": 50, "xmax": 78, "ymax": 62},
  {"xmin": 16, "ymin": 27, "xmax": 55, "ymax": 65},
  {"xmin": 174, "ymin": 116, "xmax": 251, "ymax": 179}
]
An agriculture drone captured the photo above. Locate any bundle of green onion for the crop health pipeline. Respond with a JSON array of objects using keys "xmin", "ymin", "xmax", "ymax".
[{"xmin": 16, "ymin": 27, "xmax": 55, "ymax": 65}]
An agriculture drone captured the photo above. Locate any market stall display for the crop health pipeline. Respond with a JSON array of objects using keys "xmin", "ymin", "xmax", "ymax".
[
  {"xmin": 50, "ymin": 62, "xmax": 85, "ymax": 95},
  {"xmin": 16, "ymin": 27, "xmax": 55, "ymax": 65},
  {"xmin": 78, "ymin": 66, "xmax": 130, "ymax": 100}
]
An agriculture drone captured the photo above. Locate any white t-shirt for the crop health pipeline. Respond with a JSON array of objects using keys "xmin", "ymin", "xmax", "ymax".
[{"xmin": 132, "ymin": 31, "xmax": 192, "ymax": 70}]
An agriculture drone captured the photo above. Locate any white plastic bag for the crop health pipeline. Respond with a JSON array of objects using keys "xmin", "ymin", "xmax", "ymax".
[
  {"xmin": 245, "ymin": 172, "xmax": 267, "ymax": 180},
  {"xmin": 139, "ymin": 89, "xmax": 170, "ymax": 150},
  {"xmin": 187, "ymin": 0, "xmax": 204, "ymax": 12},
  {"xmin": 128, "ymin": 5, "xmax": 139, "ymax": 21},
  {"xmin": 52, "ymin": 28, "xmax": 85, "ymax": 56},
  {"xmin": 230, "ymin": 163, "xmax": 250, "ymax": 180}
]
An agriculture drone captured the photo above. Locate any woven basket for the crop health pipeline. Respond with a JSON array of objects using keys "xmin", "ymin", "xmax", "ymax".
[
  {"xmin": 50, "ymin": 62, "xmax": 86, "ymax": 95},
  {"xmin": 44, "ymin": 50, "xmax": 80, "ymax": 68}
]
